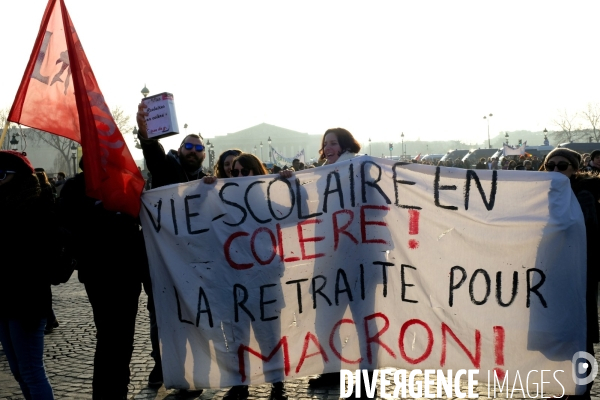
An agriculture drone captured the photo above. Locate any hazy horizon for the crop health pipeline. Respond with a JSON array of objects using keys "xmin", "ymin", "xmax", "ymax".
[{"xmin": 2, "ymin": 1, "xmax": 599, "ymax": 156}]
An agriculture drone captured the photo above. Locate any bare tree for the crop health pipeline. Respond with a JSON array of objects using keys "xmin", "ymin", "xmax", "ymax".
[
  {"xmin": 0, "ymin": 107, "xmax": 8, "ymax": 127},
  {"xmin": 28, "ymin": 129, "xmax": 77, "ymax": 176},
  {"xmin": 552, "ymin": 109, "xmax": 582, "ymax": 143},
  {"xmin": 52, "ymin": 153, "xmax": 70, "ymax": 175},
  {"xmin": 0, "ymin": 107, "xmax": 14, "ymax": 150},
  {"xmin": 581, "ymin": 103, "xmax": 600, "ymax": 142},
  {"xmin": 111, "ymin": 106, "xmax": 133, "ymax": 135}
]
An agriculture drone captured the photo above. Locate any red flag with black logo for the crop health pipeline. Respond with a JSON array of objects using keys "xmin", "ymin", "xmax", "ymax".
[{"xmin": 8, "ymin": 0, "xmax": 143, "ymax": 217}]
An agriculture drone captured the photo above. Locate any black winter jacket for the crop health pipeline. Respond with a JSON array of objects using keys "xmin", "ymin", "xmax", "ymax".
[
  {"xmin": 0, "ymin": 174, "xmax": 53, "ymax": 320},
  {"xmin": 139, "ymin": 137, "xmax": 206, "ymax": 189},
  {"xmin": 570, "ymin": 174, "xmax": 600, "ymax": 343},
  {"xmin": 58, "ymin": 173, "xmax": 147, "ymax": 284}
]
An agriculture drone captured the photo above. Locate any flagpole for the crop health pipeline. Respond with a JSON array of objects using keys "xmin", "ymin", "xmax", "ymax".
[{"xmin": 0, "ymin": 121, "xmax": 9, "ymax": 149}]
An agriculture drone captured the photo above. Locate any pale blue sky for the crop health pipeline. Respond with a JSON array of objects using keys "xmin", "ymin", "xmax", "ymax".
[{"xmin": 2, "ymin": 0, "xmax": 599, "ymax": 152}]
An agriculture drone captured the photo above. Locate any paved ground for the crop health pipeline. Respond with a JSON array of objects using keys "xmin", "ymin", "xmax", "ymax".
[{"xmin": 1, "ymin": 273, "xmax": 600, "ymax": 399}]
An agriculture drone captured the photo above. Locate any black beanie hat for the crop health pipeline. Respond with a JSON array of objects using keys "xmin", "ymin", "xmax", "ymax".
[
  {"xmin": 545, "ymin": 148, "xmax": 582, "ymax": 170},
  {"xmin": 0, "ymin": 150, "xmax": 35, "ymax": 174}
]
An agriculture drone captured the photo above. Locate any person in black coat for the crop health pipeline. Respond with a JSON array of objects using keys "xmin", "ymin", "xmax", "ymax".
[
  {"xmin": 135, "ymin": 102, "xmax": 208, "ymax": 390},
  {"xmin": 136, "ymin": 101, "xmax": 207, "ymax": 188},
  {"xmin": 58, "ymin": 160, "xmax": 146, "ymax": 400},
  {"xmin": 0, "ymin": 151, "xmax": 55, "ymax": 399},
  {"xmin": 34, "ymin": 167, "xmax": 61, "ymax": 334},
  {"xmin": 542, "ymin": 148, "xmax": 600, "ymax": 400},
  {"xmin": 475, "ymin": 157, "xmax": 488, "ymax": 169}
]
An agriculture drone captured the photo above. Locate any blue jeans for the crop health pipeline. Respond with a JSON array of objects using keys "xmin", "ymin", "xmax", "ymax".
[{"xmin": 0, "ymin": 317, "xmax": 54, "ymax": 399}]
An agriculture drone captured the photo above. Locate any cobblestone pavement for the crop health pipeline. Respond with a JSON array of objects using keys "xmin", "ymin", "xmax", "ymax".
[{"xmin": 1, "ymin": 273, "xmax": 600, "ymax": 399}]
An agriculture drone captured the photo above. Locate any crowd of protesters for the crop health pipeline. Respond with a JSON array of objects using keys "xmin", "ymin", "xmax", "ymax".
[
  {"xmin": 2, "ymin": 113, "xmax": 600, "ymax": 400},
  {"xmin": 408, "ymin": 150, "xmax": 600, "ymax": 176}
]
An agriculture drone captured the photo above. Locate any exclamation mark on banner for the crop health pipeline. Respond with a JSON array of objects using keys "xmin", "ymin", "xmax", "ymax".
[
  {"xmin": 408, "ymin": 210, "xmax": 420, "ymax": 249},
  {"xmin": 493, "ymin": 326, "xmax": 506, "ymax": 379}
]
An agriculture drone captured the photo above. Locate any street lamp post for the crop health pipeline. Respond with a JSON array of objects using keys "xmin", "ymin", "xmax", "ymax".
[
  {"xmin": 141, "ymin": 84, "xmax": 149, "ymax": 98},
  {"xmin": 205, "ymin": 140, "xmax": 215, "ymax": 171},
  {"xmin": 268, "ymin": 136, "xmax": 272, "ymax": 164},
  {"xmin": 210, "ymin": 142, "xmax": 215, "ymax": 171},
  {"xmin": 260, "ymin": 141, "xmax": 263, "ymax": 161},
  {"xmin": 369, "ymin": 138, "xmax": 372, "ymax": 156},
  {"xmin": 71, "ymin": 142, "xmax": 78, "ymax": 176},
  {"xmin": 543, "ymin": 128, "xmax": 549, "ymax": 146},
  {"xmin": 401, "ymin": 132, "xmax": 404, "ymax": 160},
  {"xmin": 505, "ymin": 132, "xmax": 509, "ymax": 145},
  {"xmin": 483, "ymin": 113, "xmax": 493, "ymax": 149},
  {"xmin": 206, "ymin": 139, "xmax": 211, "ymax": 167},
  {"xmin": 133, "ymin": 126, "xmax": 142, "ymax": 149},
  {"xmin": 10, "ymin": 134, "xmax": 18, "ymax": 151},
  {"xmin": 254, "ymin": 145, "xmax": 257, "ymax": 155}
]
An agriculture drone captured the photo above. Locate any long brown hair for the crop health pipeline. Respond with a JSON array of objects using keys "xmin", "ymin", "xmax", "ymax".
[
  {"xmin": 214, "ymin": 149, "xmax": 242, "ymax": 178},
  {"xmin": 34, "ymin": 168, "xmax": 50, "ymax": 186},
  {"xmin": 232, "ymin": 153, "xmax": 268, "ymax": 176},
  {"xmin": 318, "ymin": 128, "xmax": 361, "ymax": 161}
]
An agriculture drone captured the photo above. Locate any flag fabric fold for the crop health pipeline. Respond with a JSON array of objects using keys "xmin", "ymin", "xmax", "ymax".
[{"xmin": 8, "ymin": 0, "xmax": 144, "ymax": 217}]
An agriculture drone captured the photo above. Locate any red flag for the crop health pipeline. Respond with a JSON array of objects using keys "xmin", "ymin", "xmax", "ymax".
[{"xmin": 8, "ymin": 0, "xmax": 144, "ymax": 217}]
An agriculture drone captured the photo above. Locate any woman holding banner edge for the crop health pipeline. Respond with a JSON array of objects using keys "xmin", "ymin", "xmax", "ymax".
[
  {"xmin": 542, "ymin": 147, "xmax": 600, "ymax": 400},
  {"xmin": 203, "ymin": 153, "xmax": 291, "ymax": 400},
  {"xmin": 228, "ymin": 154, "xmax": 291, "ymax": 400},
  {"xmin": 319, "ymin": 127, "xmax": 361, "ymax": 166},
  {"xmin": 309, "ymin": 128, "xmax": 372, "ymax": 400}
]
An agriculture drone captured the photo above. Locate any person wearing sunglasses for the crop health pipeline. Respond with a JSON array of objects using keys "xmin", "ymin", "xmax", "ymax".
[
  {"xmin": 229, "ymin": 153, "xmax": 293, "ymax": 180},
  {"xmin": 0, "ymin": 151, "xmax": 55, "ymax": 398},
  {"xmin": 542, "ymin": 147, "xmax": 600, "ymax": 400},
  {"xmin": 230, "ymin": 153, "xmax": 267, "ymax": 177},
  {"xmin": 136, "ymin": 103, "xmax": 207, "ymax": 189},
  {"xmin": 136, "ymin": 104, "xmax": 209, "ymax": 393},
  {"xmin": 219, "ymin": 152, "xmax": 290, "ymax": 400}
]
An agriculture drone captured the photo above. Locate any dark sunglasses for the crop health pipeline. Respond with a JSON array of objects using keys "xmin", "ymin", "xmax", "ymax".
[
  {"xmin": 0, "ymin": 170, "xmax": 15, "ymax": 181},
  {"xmin": 231, "ymin": 168, "xmax": 251, "ymax": 177},
  {"xmin": 545, "ymin": 161, "xmax": 571, "ymax": 171},
  {"xmin": 183, "ymin": 143, "xmax": 205, "ymax": 152}
]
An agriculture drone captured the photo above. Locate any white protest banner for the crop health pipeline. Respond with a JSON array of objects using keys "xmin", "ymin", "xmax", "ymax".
[
  {"xmin": 503, "ymin": 143, "xmax": 526, "ymax": 156},
  {"xmin": 140, "ymin": 156, "xmax": 587, "ymax": 393},
  {"xmin": 271, "ymin": 146, "xmax": 305, "ymax": 166}
]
